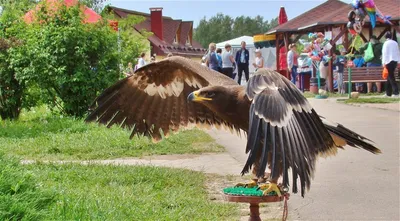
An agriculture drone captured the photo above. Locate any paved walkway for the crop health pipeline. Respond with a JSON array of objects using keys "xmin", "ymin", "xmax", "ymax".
[{"xmin": 210, "ymin": 98, "xmax": 400, "ymax": 220}]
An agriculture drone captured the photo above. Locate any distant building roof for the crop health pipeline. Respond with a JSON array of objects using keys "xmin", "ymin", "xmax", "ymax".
[
  {"xmin": 109, "ymin": 6, "xmax": 206, "ymax": 57},
  {"xmin": 267, "ymin": 0, "xmax": 400, "ymax": 34}
]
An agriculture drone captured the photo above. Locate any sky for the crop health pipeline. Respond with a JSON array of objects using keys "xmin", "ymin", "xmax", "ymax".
[{"xmin": 105, "ymin": 0, "xmax": 352, "ymax": 28}]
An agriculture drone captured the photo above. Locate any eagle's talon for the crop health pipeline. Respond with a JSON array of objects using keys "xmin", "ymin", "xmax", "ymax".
[
  {"xmin": 258, "ymin": 182, "xmax": 282, "ymax": 197},
  {"xmin": 235, "ymin": 180, "xmax": 257, "ymax": 188}
]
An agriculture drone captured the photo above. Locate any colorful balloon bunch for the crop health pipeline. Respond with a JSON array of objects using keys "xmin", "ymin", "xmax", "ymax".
[
  {"xmin": 304, "ymin": 32, "xmax": 332, "ymax": 64},
  {"xmin": 348, "ymin": 0, "xmax": 392, "ymax": 35}
]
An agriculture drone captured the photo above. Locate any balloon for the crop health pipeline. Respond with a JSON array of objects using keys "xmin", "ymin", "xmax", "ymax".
[
  {"xmin": 347, "ymin": 21, "xmax": 357, "ymax": 35},
  {"xmin": 348, "ymin": 10, "xmax": 356, "ymax": 22},
  {"xmin": 351, "ymin": 0, "xmax": 363, "ymax": 9},
  {"xmin": 355, "ymin": 8, "xmax": 366, "ymax": 20},
  {"xmin": 354, "ymin": 21, "xmax": 363, "ymax": 33},
  {"xmin": 363, "ymin": 0, "xmax": 376, "ymax": 28}
]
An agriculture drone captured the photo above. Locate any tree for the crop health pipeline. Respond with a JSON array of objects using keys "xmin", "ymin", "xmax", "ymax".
[
  {"xmin": 194, "ymin": 13, "xmax": 279, "ymax": 48},
  {"xmin": 0, "ymin": 0, "xmax": 35, "ymax": 120},
  {"xmin": 4, "ymin": 1, "xmax": 148, "ymax": 118},
  {"xmin": 194, "ymin": 13, "xmax": 234, "ymax": 48},
  {"xmin": 80, "ymin": 0, "xmax": 106, "ymax": 13}
]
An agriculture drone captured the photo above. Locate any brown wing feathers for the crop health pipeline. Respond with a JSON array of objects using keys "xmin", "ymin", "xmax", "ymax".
[{"xmin": 85, "ymin": 56, "xmax": 240, "ymax": 141}]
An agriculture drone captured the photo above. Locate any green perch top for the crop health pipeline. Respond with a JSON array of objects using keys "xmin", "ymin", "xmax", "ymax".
[{"xmin": 223, "ymin": 187, "xmax": 277, "ymax": 196}]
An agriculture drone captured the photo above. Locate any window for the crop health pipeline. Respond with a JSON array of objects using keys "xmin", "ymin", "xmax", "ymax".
[
  {"xmin": 173, "ymin": 34, "xmax": 178, "ymax": 44},
  {"xmin": 186, "ymin": 35, "xmax": 191, "ymax": 45}
]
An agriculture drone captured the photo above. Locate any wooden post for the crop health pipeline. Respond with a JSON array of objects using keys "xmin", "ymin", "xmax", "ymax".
[
  {"xmin": 348, "ymin": 66, "xmax": 352, "ymax": 98},
  {"xmin": 359, "ymin": 32, "xmax": 368, "ymax": 43},
  {"xmin": 284, "ymin": 33, "xmax": 290, "ymax": 79},
  {"xmin": 343, "ymin": 28, "xmax": 349, "ymax": 51},
  {"xmin": 393, "ymin": 26, "xmax": 397, "ymax": 42},
  {"xmin": 377, "ymin": 26, "xmax": 391, "ymax": 40},
  {"xmin": 249, "ymin": 203, "xmax": 261, "ymax": 221}
]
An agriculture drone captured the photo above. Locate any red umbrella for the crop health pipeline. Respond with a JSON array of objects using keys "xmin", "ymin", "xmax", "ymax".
[
  {"xmin": 278, "ymin": 6, "xmax": 288, "ymax": 78},
  {"xmin": 278, "ymin": 6, "xmax": 288, "ymax": 25}
]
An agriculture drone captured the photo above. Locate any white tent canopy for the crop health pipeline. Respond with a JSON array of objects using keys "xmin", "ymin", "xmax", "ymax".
[
  {"xmin": 216, "ymin": 36, "xmax": 276, "ymax": 85},
  {"xmin": 216, "ymin": 36, "xmax": 254, "ymax": 48}
]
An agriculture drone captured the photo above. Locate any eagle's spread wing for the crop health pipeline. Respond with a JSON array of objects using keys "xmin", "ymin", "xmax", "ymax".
[
  {"xmin": 242, "ymin": 69, "xmax": 380, "ymax": 196},
  {"xmin": 85, "ymin": 56, "xmax": 238, "ymax": 140}
]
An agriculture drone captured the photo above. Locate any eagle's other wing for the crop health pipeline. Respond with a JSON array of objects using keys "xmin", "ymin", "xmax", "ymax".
[
  {"xmin": 242, "ymin": 68, "xmax": 379, "ymax": 197},
  {"xmin": 85, "ymin": 56, "xmax": 238, "ymax": 140}
]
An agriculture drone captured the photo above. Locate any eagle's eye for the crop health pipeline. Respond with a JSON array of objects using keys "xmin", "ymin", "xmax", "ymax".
[{"xmin": 206, "ymin": 92, "xmax": 215, "ymax": 98}]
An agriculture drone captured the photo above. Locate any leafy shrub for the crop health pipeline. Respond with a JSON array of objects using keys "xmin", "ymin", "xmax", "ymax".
[{"xmin": 1, "ymin": 1, "xmax": 149, "ymax": 119}]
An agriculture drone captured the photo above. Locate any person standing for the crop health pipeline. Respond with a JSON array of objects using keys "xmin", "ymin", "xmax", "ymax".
[
  {"xmin": 221, "ymin": 43, "xmax": 235, "ymax": 78},
  {"xmin": 334, "ymin": 49, "xmax": 347, "ymax": 94},
  {"xmin": 359, "ymin": 35, "xmax": 383, "ymax": 93},
  {"xmin": 235, "ymin": 41, "xmax": 250, "ymax": 85},
  {"xmin": 287, "ymin": 44, "xmax": 298, "ymax": 84},
  {"xmin": 253, "ymin": 48, "xmax": 264, "ymax": 71},
  {"xmin": 382, "ymin": 31, "xmax": 400, "ymax": 97},
  {"xmin": 206, "ymin": 43, "xmax": 219, "ymax": 72},
  {"xmin": 216, "ymin": 48, "xmax": 223, "ymax": 73},
  {"xmin": 137, "ymin": 52, "xmax": 147, "ymax": 69}
]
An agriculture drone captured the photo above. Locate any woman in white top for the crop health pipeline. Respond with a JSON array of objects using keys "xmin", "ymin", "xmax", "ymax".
[
  {"xmin": 252, "ymin": 48, "xmax": 264, "ymax": 71},
  {"xmin": 221, "ymin": 43, "xmax": 236, "ymax": 78},
  {"xmin": 137, "ymin": 52, "xmax": 146, "ymax": 69}
]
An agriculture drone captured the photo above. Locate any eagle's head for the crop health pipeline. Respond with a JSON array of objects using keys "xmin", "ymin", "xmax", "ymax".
[{"xmin": 187, "ymin": 85, "xmax": 250, "ymax": 130}]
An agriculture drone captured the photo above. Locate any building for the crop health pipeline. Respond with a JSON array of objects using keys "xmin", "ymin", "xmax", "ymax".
[
  {"xmin": 263, "ymin": 0, "xmax": 400, "ymax": 90},
  {"xmin": 108, "ymin": 6, "xmax": 206, "ymax": 60}
]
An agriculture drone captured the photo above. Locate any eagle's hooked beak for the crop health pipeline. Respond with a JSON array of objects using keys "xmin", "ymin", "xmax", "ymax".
[{"xmin": 187, "ymin": 91, "xmax": 212, "ymax": 102}]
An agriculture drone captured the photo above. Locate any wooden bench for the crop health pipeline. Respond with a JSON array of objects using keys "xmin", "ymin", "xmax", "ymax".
[{"xmin": 343, "ymin": 66, "xmax": 400, "ymax": 83}]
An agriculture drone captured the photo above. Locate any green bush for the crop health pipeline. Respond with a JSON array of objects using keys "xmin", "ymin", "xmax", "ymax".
[
  {"xmin": 0, "ymin": 153, "xmax": 56, "ymax": 220},
  {"xmin": 1, "ymin": 1, "xmax": 149, "ymax": 119},
  {"xmin": 10, "ymin": 3, "xmax": 120, "ymax": 117},
  {"xmin": 0, "ymin": 1, "xmax": 32, "ymax": 120}
]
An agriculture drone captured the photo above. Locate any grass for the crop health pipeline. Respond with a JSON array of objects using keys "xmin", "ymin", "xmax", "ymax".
[
  {"xmin": 0, "ymin": 154, "xmax": 238, "ymax": 221},
  {"xmin": 0, "ymin": 153, "xmax": 56, "ymax": 221},
  {"xmin": 338, "ymin": 97, "xmax": 400, "ymax": 104},
  {"xmin": 303, "ymin": 91, "xmax": 385, "ymax": 98},
  {"xmin": 0, "ymin": 106, "xmax": 224, "ymax": 160}
]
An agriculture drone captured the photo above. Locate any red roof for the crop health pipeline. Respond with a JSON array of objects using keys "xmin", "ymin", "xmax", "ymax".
[
  {"xmin": 268, "ymin": 0, "xmax": 400, "ymax": 34},
  {"xmin": 24, "ymin": 0, "xmax": 101, "ymax": 24},
  {"xmin": 109, "ymin": 6, "xmax": 206, "ymax": 57}
]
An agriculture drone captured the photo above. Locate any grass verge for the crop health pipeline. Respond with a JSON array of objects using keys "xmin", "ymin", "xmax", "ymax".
[
  {"xmin": 337, "ymin": 97, "xmax": 400, "ymax": 104},
  {"xmin": 0, "ymin": 106, "xmax": 224, "ymax": 160},
  {"xmin": 0, "ymin": 154, "xmax": 238, "ymax": 220},
  {"xmin": 303, "ymin": 91, "xmax": 384, "ymax": 98},
  {"xmin": 0, "ymin": 153, "xmax": 56, "ymax": 220}
]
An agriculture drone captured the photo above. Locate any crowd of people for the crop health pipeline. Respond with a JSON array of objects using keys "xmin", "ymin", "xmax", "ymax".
[
  {"xmin": 288, "ymin": 31, "xmax": 399, "ymax": 97},
  {"xmin": 203, "ymin": 41, "xmax": 266, "ymax": 85},
  {"xmin": 125, "ymin": 31, "xmax": 399, "ymax": 98}
]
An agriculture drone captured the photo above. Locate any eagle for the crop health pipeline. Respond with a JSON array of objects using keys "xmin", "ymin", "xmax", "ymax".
[{"xmin": 85, "ymin": 56, "xmax": 380, "ymax": 197}]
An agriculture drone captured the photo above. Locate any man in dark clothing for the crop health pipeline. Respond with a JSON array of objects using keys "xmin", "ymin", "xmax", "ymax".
[
  {"xmin": 235, "ymin": 41, "xmax": 250, "ymax": 85},
  {"xmin": 334, "ymin": 49, "xmax": 347, "ymax": 94},
  {"xmin": 359, "ymin": 35, "xmax": 383, "ymax": 93}
]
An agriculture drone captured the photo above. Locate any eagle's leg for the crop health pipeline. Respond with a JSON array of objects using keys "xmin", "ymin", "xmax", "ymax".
[
  {"xmin": 235, "ymin": 149, "xmax": 269, "ymax": 188},
  {"xmin": 258, "ymin": 153, "xmax": 282, "ymax": 196}
]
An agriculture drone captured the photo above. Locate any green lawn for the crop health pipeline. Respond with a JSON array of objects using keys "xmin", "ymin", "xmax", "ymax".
[
  {"xmin": 0, "ymin": 106, "xmax": 224, "ymax": 160},
  {"xmin": 0, "ymin": 154, "xmax": 238, "ymax": 221},
  {"xmin": 338, "ymin": 97, "xmax": 400, "ymax": 104},
  {"xmin": 303, "ymin": 91, "xmax": 384, "ymax": 98}
]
